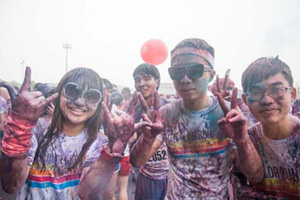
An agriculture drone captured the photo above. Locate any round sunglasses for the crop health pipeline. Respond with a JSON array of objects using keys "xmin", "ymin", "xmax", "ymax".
[{"xmin": 63, "ymin": 82, "xmax": 102, "ymax": 105}]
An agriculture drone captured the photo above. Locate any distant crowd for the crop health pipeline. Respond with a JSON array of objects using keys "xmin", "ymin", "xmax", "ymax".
[{"xmin": 1, "ymin": 38, "xmax": 300, "ymax": 200}]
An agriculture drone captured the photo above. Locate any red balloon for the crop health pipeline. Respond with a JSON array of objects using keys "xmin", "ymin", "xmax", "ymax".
[{"xmin": 140, "ymin": 39, "xmax": 168, "ymax": 65}]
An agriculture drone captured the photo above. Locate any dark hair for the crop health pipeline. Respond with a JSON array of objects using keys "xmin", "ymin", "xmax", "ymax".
[
  {"xmin": 242, "ymin": 56, "xmax": 293, "ymax": 93},
  {"xmin": 133, "ymin": 63, "xmax": 160, "ymax": 89},
  {"xmin": 102, "ymin": 78, "xmax": 113, "ymax": 89},
  {"xmin": 122, "ymin": 87, "xmax": 131, "ymax": 94},
  {"xmin": 171, "ymin": 38, "xmax": 215, "ymax": 58},
  {"xmin": 34, "ymin": 83, "xmax": 56, "ymax": 98},
  {"xmin": 34, "ymin": 67, "xmax": 103, "ymax": 172},
  {"xmin": 110, "ymin": 91, "xmax": 124, "ymax": 106}
]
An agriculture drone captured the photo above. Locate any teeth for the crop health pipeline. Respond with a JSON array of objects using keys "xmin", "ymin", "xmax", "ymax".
[{"xmin": 71, "ymin": 108, "xmax": 84, "ymax": 112}]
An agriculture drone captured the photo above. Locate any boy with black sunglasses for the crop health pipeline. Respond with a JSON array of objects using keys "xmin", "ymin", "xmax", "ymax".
[
  {"xmin": 234, "ymin": 57, "xmax": 300, "ymax": 199},
  {"xmin": 131, "ymin": 38, "xmax": 262, "ymax": 199}
]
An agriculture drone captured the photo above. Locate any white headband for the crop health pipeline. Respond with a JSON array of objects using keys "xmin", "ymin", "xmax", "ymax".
[{"xmin": 171, "ymin": 48, "xmax": 214, "ymax": 68}]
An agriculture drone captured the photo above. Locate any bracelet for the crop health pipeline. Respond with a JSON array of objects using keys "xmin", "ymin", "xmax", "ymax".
[{"xmin": 100, "ymin": 146, "xmax": 123, "ymax": 165}]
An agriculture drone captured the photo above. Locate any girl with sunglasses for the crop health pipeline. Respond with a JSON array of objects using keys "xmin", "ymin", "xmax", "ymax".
[{"xmin": 0, "ymin": 67, "xmax": 140, "ymax": 199}]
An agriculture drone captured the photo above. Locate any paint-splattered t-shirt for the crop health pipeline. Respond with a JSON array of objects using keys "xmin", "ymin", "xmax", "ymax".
[
  {"xmin": 134, "ymin": 97, "xmax": 170, "ymax": 180},
  {"xmin": 140, "ymin": 136, "xmax": 169, "ymax": 180},
  {"xmin": 238, "ymin": 122, "xmax": 300, "ymax": 199},
  {"xmin": 159, "ymin": 97, "xmax": 235, "ymax": 200},
  {"xmin": 17, "ymin": 118, "xmax": 108, "ymax": 200}
]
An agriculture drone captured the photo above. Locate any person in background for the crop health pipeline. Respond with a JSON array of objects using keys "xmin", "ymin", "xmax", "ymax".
[
  {"xmin": 0, "ymin": 96, "xmax": 8, "ymax": 143},
  {"xmin": 121, "ymin": 87, "xmax": 132, "ymax": 111},
  {"xmin": 130, "ymin": 63, "xmax": 169, "ymax": 200},
  {"xmin": 0, "ymin": 85, "xmax": 12, "ymax": 110}
]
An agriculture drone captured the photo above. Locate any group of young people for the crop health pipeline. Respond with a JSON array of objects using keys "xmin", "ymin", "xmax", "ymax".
[{"xmin": 0, "ymin": 37, "xmax": 299, "ymax": 200}]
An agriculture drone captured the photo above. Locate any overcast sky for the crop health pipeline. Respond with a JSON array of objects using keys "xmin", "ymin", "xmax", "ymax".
[{"xmin": 0, "ymin": 0, "xmax": 300, "ymax": 89}]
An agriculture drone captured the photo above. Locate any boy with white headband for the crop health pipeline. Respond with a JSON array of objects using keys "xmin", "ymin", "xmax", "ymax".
[{"xmin": 131, "ymin": 38, "xmax": 262, "ymax": 199}]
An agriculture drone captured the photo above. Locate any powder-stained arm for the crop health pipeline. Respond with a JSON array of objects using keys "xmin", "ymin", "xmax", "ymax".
[
  {"xmin": 217, "ymin": 88, "xmax": 264, "ymax": 183},
  {"xmin": 0, "ymin": 67, "xmax": 58, "ymax": 193},
  {"xmin": 78, "ymin": 93, "xmax": 149, "ymax": 199}
]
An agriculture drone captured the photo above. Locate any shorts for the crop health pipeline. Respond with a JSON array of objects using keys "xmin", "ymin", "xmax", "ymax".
[
  {"xmin": 135, "ymin": 173, "xmax": 168, "ymax": 200},
  {"xmin": 114, "ymin": 163, "xmax": 121, "ymax": 173},
  {"xmin": 118, "ymin": 156, "xmax": 130, "ymax": 176}
]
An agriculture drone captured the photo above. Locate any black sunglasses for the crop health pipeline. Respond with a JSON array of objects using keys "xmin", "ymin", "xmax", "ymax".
[
  {"xmin": 168, "ymin": 64, "xmax": 211, "ymax": 81},
  {"xmin": 63, "ymin": 82, "xmax": 102, "ymax": 105}
]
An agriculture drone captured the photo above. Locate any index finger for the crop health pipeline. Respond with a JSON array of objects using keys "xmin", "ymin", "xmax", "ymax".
[
  {"xmin": 20, "ymin": 66, "xmax": 32, "ymax": 92},
  {"xmin": 217, "ymin": 92, "xmax": 229, "ymax": 115},
  {"xmin": 127, "ymin": 92, "xmax": 139, "ymax": 116},
  {"xmin": 223, "ymin": 69, "xmax": 231, "ymax": 91},
  {"xmin": 216, "ymin": 75, "xmax": 221, "ymax": 93},
  {"xmin": 231, "ymin": 88, "xmax": 238, "ymax": 110},
  {"xmin": 46, "ymin": 92, "xmax": 58, "ymax": 104},
  {"xmin": 138, "ymin": 92, "xmax": 151, "ymax": 113},
  {"xmin": 101, "ymin": 102, "xmax": 114, "ymax": 123},
  {"xmin": 153, "ymin": 91, "xmax": 160, "ymax": 111}
]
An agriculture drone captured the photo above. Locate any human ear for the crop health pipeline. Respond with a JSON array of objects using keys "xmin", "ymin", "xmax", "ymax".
[
  {"xmin": 291, "ymin": 86, "xmax": 297, "ymax": 101},
  {"xmin": 156, "ymin": 79, "xmax": 160, "ymax": 90},
  {"xmin": 209, "ymin": 70, "xmax": 216, "ymax": 83}
]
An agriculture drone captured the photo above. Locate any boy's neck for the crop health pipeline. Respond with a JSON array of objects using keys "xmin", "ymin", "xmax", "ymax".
[
  {"xmin": 63, "ymin": 122, "xmax": 85, "ymax": 137},
  {"xmin": 262, "ymin": 114, "xmax": 300, "ymax": 140},
  {"xmin": 145, "ymin": 93, "xmax": 155, "ymax": 107},
  {"xmin": 183, "ymin": 94, "xmax": 211, "ymax": 111}
]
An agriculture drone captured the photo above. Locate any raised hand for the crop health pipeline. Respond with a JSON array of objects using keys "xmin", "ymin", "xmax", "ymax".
[
  {"xmin": 138, "ymin": 91, "xmax": 164, "ymax": 139},
  {"xmin": 46, "ymin": 102, "xmax": 55, "ymax": 116},
  {"xmin": 217, "ymin": 88, "xmax": 248, "ymax": 144},
  {"xmin": 8, "ymin": 67, "xmax": 58, "ymax": 120},
  {"xmin": 216, "ymin": 69, "xmax": 231, "ymax": 100},
  {"xmin": 102, "ymin": 93, "xmax": 148, "ymax": 154},
  {"xmin": 1, "ymin": 67, "xmax": 58, "ymax": 157}
]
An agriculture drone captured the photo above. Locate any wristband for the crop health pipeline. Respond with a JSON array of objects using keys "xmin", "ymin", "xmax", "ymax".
[
  {"xmin": 100, "ymin": 145, "xmax": 123, "ymax": 165},
  {"xmin": 1, "ymin": 112, "xmax": 37, "ymax": 157}
]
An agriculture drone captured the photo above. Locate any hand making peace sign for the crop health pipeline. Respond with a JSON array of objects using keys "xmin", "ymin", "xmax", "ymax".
[
  {"xmin": 138, "ymin": 91, "xmax": 164, "ymax": 140},
  {"xmin": 217, "ymin": 88, "xmax": 249, "ymax": 144}
]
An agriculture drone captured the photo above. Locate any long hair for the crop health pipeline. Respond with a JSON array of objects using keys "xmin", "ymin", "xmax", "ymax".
[{"xmin": 34, "ymin": 67, "xmax": 103, "ymax": 171}]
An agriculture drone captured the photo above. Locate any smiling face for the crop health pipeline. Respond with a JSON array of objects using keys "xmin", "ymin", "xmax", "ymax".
[
  {"xmin": 134, "ymin": 74, "xmax": 158, "ymax": 100},
  {"xmin": 60, "ymin": 83, "xmax": 98, "ymax": 127},
  {"xmin": 171, "ymin": 54, "xmax": 215, "ymax": 103},
  {"xmin": 243, "ymin": 73, "xmax": 296, "ymax": 125}
]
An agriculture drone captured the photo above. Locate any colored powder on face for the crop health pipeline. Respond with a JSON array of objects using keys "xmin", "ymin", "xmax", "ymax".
[{"xmin": 197, "ymin": 77, "xmax": 210, "ymax": 94}]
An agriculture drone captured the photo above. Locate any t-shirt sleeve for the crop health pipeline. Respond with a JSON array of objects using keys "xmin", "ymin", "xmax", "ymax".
[
  {"xmin": 156, "ymin": 133, "xmax": 163, "ymax": 142},
  {"xmin": 83, "ymin": 132, "xmax": 108, "ymax": 167}
]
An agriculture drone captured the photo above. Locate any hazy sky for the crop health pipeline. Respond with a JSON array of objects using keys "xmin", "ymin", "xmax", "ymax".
[{"xmin": 0, "ymin": 0, "xmax": 300, "ymax": 89}]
